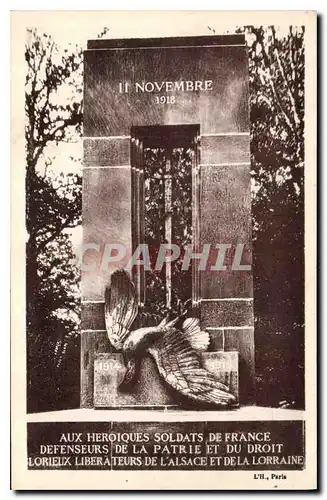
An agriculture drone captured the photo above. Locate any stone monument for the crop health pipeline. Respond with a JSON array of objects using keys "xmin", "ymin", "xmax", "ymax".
[{"xmin": 81, "ymin": 34, "xmax": 254, "ymax": 409}]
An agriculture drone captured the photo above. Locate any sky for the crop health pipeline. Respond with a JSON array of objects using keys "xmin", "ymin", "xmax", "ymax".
[{"xmin": 25, "ymin": 10, "xmax": 295, "ymax": 47}]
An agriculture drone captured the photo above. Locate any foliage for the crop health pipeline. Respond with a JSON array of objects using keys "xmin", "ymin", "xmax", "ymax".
[
  {"xmin": 243, "ymin": 26, "xmax": 305, "ymax": 407},
  {"xmin": 25, "ymin": 29, "xmax": 82, "ymax": 412}
]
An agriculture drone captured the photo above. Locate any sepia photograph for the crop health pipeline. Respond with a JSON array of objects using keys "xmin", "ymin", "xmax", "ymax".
[{"xmin": 11, "ymin": 10, "xmax": 317, "ymax": 490}]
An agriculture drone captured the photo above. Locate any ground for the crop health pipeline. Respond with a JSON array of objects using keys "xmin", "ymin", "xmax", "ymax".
[{"xmin": 27, "ymin": 406, "xmax": 304, "ymax": 422}]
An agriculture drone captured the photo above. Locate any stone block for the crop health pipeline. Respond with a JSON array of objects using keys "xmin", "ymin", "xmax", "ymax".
[
  {"xmin": 84, "ymin": 138, "xmax": 130, "ymax": 166},
  {"xmin": 201, "ymin": 299, "xmax": 254, "ymax": 328},
  {"xmin": 200, "ymin": 164, "xmax": 252, "ymax": 244},
  {"xmin": 200, "ymin": 164, "xmax": 253, "ymax": 300},
  {"xmin": 201, "ymin": 134, "xmax": 250, "ymax": 165},
  {"xmin": 93, "ymin": 351, "xmax": 239, "ymax": 409},
  {"xmin": 81, "ymin": 303, "xmax": 105, "ymax": 331},
  {"xmin": 80, "ymin": 330, "xmax": 111, "ymax": 408},
  {"xmin": 202, "ymin": 351, "xmax": 239, "ymax": 402},
  {"xmin": 94, "ymin": 353, "xmax": 176, "ymax": 409},
  {"xmin": 84, "ymin": 44, "xmax": 249, "ymax": 137},
  {"xmin": 224, "ymin": 328, "xmax": 255, "ymax": 404},
  {"xmin": 82, "ymin": 167, "xmax": 132, "ymax": 301},
  {"xmin": 208, "ymin": 329, "xmax": 224, "ymax": 350}
]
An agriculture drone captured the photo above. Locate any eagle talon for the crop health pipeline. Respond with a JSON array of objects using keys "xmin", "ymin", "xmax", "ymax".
[{"xmin": 118, "ymin": 357, "xmax": 137, "ymax": 392}]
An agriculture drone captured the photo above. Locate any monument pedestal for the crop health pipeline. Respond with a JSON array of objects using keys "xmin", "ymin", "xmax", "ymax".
[{"xmin": 93, "ymin": 351, "xmax": 239, "ymax": 409}]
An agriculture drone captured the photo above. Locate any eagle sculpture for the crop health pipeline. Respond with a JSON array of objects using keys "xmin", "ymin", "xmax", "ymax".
[{"xmin": 104, "ymin": 269, "xmax": 235, "ymax": 407}]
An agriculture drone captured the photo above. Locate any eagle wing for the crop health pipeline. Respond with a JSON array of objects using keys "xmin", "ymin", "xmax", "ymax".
[
  {"xmin": 147, "ymin": 326, "xmax": 235, "ymax": 407},
  {"xmin": 104, "ymin": 269, "xmax": 138, "ymax": 350}
]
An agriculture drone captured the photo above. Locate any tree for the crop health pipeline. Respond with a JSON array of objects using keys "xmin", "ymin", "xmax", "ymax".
[
  {"xmin": 244, "ymin": 26, "xmax": 305, "ymax": 407},
  {"xmin": 25, "ymin": 29, "xmax": 83, "ymax": 412}
]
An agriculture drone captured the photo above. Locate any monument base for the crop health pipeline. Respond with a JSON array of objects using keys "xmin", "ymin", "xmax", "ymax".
[{"xmin": 93, "ymin": 351, "xmax": 239, "ymax": 409}]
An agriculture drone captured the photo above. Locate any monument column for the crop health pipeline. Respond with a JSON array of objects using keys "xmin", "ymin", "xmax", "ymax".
[{"xmin": 81, "ymin": 34, "xmax": 254, "ymax": 407}]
